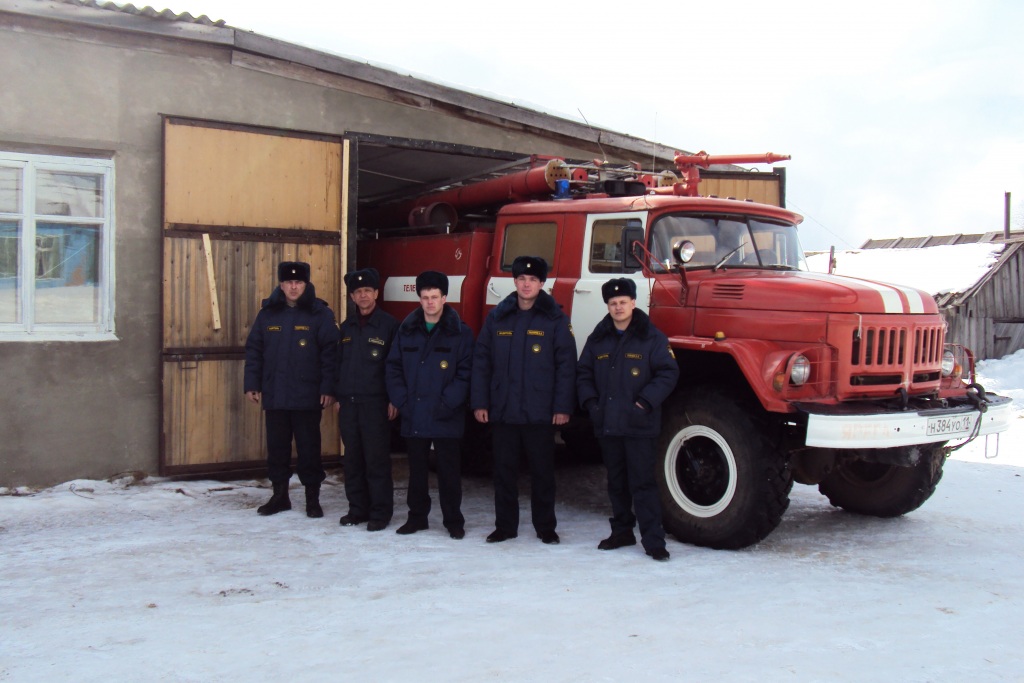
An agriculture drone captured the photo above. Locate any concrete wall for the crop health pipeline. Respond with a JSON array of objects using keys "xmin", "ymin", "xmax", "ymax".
[{"xmin": 0, "ymin": 17, "xmax": 616, "ymax": 487}]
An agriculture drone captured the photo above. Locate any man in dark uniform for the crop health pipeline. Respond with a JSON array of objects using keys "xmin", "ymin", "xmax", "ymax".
[
  {"xmin": 385, "ymin": 271, "xmax": 474, "ymax": 539},
  {"xmin": 335, "ymin": 267, "xmax": 399, "ymax": 532},
  {"xmin": 576, "ymin": 277, "xmax": 679, "ymax": 561},
  {"xmin": 244, "ymin": 261, "xmax": 339, "ymax": 518},
  {"xmin": 471, "ymin": 256, "xmax": 576, "ymax": 545}
]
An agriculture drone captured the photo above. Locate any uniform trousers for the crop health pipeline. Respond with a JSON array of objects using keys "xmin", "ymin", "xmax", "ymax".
[
  {"xmin": 492, "ymin": 422, "xmax": 557, "ymax": 534},
  {"xmin": 405, "ymin": 437, "xmax": 464, "ymax": 530},
  {"xmin": 338, "ymin": 395, "xmax": 394, "ymax": 522},
  {"xmin": 265, "ymin": 409, "xmax": 325, "ymax": 486},
  {"xmin": 599, "ymin": 435, "xmax": 666, "ymax": 552}
]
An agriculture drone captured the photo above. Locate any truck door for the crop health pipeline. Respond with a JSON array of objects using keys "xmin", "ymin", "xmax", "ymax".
[{"xmin": 570, "ymin": 212, "xmax": 651, "ymax": 357}]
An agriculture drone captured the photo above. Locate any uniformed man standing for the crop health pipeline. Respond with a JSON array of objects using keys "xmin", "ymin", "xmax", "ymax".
[
  {"xmin": 335, "ymin": 268, "xmax": 399, "ymax": 532},
  {"xmin": 385, "ymin": 271, "xmax": 474, "ymax": 539},
  {"xmin": 471, "ymin": 256, "xmax": 576, "ymax": 545},
  {"xmin": 576, "ymin": 278, "xmax": 679, "ymax": 561},
  {"xmin": 244, "ymin": 261, "xmax": 339, "ymax": 518}
]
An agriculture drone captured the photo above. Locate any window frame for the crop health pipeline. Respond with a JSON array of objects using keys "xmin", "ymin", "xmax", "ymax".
[{"xmin": 0, "ymin": 151, "xmax": 116, "ymax": 341}]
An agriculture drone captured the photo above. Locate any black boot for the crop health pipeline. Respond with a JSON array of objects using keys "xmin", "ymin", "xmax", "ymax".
[
  {"xmin": 305, "ymin": 485, "xmax": 323, "ymax": 518},
  {"xmin": 257, "ymin": 481, "xmax": 291, "ymax": 516}
]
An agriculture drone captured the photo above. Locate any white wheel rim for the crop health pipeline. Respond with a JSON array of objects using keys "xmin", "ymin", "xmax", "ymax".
[{"xmin": 663, "ymin": 425, "xmax": 738, "ymax": 518}]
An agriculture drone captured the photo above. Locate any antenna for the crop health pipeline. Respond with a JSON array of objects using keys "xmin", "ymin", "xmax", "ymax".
[{"xmin": 577, "ymin": 108, "xmax": 607, "ymax": 162}]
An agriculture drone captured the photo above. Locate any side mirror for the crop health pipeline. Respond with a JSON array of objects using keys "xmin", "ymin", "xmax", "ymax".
[
  {"xmin": 621, "ymin": 226, "xmax": 645, "ymax": 271},
  {"xmin": 673, "ymin": 239, "xmax": 696, "ymax": 264}
]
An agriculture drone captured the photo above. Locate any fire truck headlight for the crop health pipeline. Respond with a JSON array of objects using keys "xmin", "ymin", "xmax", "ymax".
[
  {"xmin": 941, "ymin": 350, "xmax": 956, "ymax": 377},
  {"xmin": 790, "ymin": 355, "xmax": 811, "ymax": 386}
]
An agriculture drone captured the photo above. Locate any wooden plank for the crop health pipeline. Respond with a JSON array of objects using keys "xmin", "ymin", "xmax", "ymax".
[
  {"xmin": 164, "ymin": 236, "xmax": 342, "ymax": 348},
  {"xmin": 162, "ymin": 359, "xmax": 340, "ymax": 468},
  {"xmin": 202, "ymin": 233, "xmax": 222, "ymax": 331},
  {"xmin": 164, "ymin": 123, "xmax": 342, "ymax": 231}
]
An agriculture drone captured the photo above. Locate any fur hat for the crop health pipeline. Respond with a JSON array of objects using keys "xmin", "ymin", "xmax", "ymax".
[
  {"xmin": 511, "ymin": 255, "xmax": 548, "ymax": 282},
  {"xmin": 345, "ymin": 268, "xmax": 380, "ymax": 290},
  {"xmin": 278, "ymin": 261, "xmax": 310, "ymax": 283},
  {"xmin": 602, "ymin": 277, "xmax": 637, "ymax": 303},
  {"xmin": 415, "ymin": 270, "xmax": 449, "ymax": 296}
]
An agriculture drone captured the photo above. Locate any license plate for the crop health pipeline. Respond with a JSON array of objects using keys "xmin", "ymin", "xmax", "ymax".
[{"xmin": 926, "ymin": 414, "xmax": 977, "ymax": 437}]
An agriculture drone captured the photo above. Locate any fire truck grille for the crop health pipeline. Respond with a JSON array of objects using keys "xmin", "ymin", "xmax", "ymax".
[{"xmin": 850, "ymin": 324, "xmax": 944, "ymax": 369}]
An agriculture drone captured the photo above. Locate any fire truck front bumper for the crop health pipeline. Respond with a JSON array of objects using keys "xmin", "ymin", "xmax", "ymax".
[{"xmin": 797, "ymin": 393, "xmax": 1013, "ymax": 449}]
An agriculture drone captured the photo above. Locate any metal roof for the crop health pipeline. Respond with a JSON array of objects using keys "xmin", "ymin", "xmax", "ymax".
[{"xmin": 57, "ymin": 0, "xmax": 225, "ymax": 26}]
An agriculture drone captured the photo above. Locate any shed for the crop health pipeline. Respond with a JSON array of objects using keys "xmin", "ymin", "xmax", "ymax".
[{"xmin": 0, "ymin": 0, "xmax": 789, "ymax": 487}]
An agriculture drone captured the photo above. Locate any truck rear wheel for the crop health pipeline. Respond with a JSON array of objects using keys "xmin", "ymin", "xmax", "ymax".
[
  {"xmin": 818, "ymin": 445, "xmax": 945, "ymax": 517},
  {"xmin": 656, "ymin": 390, "xmax": 792, "ymax": 549}
]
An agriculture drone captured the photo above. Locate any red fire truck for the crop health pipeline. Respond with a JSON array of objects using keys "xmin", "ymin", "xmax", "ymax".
[{"xmin": 357, "ymin": 153, "xmax": 1011, "ymax": 549}]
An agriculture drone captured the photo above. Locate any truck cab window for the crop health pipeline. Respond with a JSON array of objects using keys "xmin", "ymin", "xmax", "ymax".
[
  {"xmin": 650, "ymin": 214, "xmax": 806, "ymax": 271},
  {"xmin": 589, "ymin": 218, "xmax": 643, "ymax": 274},
  {"xmin": 501, "ymin": 222, "xmax": 557, "ymax": 272}
]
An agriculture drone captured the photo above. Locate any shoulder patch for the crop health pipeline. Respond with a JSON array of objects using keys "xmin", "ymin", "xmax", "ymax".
[{"xmin": 667, "ymin": 344, "xmax": 676, "ymax": 359}]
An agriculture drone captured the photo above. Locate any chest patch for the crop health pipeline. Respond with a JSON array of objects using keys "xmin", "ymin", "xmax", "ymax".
[
  {"xmin": 596, "ymin": 353, "xmax": 609, "ymax": 360},
  {"xmin": 267, "ymin": 325, "xmax": 282, "ymax": 332},
  {"xmin": 294, "ymin": 325, "xmax": 310, "ymax": 331},
  {"xmin": 527, "ymin": 329, "xmax": 545, "ymax": 336},
  {"xmin": 369, "ymin": 337, "xmax": 385, "ymax": 346},
  {"xmin": 625, "ymin": 352, "xmax": 643, "ymax": 360},
  {"xmin": 341, "ymin": 337, "xmax": 352, "ymax": 343},
  {"xmin": 497, "ymin": 330, "xmax": 513, "ymax": 337}
]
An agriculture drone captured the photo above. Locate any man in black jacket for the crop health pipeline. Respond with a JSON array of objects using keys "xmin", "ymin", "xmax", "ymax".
[
  {"xmin": 471, "ymin": 256, "xmax": 576, "ymax": 545},
  {"xmin": 385, "ymin": 271, "xmax": 474, "ymax": 539},
  {"xmin": 335, "ymin": 268, "xmax": 399, "ymax": 532},
  {"xmin": 576, "ymin": 278, "xmax": 679, "ymax": 561},
  {"xmin": 244, "ymin": 261, "xmax": 339, "ymax": 518}
]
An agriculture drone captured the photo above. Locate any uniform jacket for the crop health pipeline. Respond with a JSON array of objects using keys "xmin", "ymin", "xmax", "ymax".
[
  {"xmin": 470, "ymin": 290, "xmax": 576, "ymax": 424},
  {"xmin": 244, "ymin": 283, "xmax": 340, "ymax": 411},
  {"xmin": 335, "ymin": 305, "xmax": 398, "ymax": 400},
  {"xmin": 385, "ymin": 305, "xmax": 474, "ymax": 439},
  {"xmin": 576, "ymin": 309, "xmax": 679, "ymax": 437}
]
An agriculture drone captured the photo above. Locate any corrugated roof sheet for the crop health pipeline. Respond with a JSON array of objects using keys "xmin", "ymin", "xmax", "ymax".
[{"xmin": 58, "ymin": 0, "xmax": 225, "ymax": 26}]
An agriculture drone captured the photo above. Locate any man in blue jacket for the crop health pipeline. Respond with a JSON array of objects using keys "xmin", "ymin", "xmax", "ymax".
[
  {"xmin": 385, "ymin": 271, "xmax": 474, "ymax": 539},
  {"xmin": 335, "ymin": 268, "xmax": 399, "ymax": 532},
  {"xmin": 472, "ymin": 256, "xmax": 576, "ymax": 545},
  {"xmin": 244, "ymin": 261, "xmax": 339, "ymax": 518},
  {"xmin": 576, "ymin": 278, "xmax": 679, "ymax": 561}
]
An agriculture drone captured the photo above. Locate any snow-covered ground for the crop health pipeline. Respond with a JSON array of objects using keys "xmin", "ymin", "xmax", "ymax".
[{"xmin": 2, "ymin": 352, "xmax": 1022, "ymax": 682}]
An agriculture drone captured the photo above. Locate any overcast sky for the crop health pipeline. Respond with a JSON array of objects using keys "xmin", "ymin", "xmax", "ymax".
[{"xmin": 179, "ymin": 0, "xmax": 1023, "ymax": 252}]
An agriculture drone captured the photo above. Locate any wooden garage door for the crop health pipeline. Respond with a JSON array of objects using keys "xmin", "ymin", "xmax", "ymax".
[{"xmin": 160, "ymin": 118, "xmax": 346, "ymax": 475}]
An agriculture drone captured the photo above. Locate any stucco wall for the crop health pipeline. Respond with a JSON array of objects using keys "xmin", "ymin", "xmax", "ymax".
[{"xmin": 0, "ymin": 19, "xmax": 609, "ymax": 487}]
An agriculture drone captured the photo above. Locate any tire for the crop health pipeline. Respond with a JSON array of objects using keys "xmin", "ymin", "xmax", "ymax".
[
  {"xmin": 818, "ymin": 444, "xmax": 945, "ymax": 517},
  {"xmin": 656, "ymin": 390, "xmax": 792, "ymax": 549}
]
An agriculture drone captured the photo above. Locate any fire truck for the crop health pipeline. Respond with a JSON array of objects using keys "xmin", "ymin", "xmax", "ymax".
[{"xmin": 356, "ymin": 152, "xmax": 1012, "ymax": 549}]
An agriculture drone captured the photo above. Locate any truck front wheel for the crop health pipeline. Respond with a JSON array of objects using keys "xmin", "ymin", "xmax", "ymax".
[
  {"xmin": 656, "ymin": 391, "xmax": 792, "ymax": 549},
  {"xmin": 817, "ymin": 445, "xmax": 945, "ymax": 517}
]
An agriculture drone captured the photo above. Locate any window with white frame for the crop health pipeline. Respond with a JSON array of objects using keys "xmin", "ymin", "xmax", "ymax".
[{"xmin": 0, "ymin": 152, "xmax": 114, "ymax": 338}]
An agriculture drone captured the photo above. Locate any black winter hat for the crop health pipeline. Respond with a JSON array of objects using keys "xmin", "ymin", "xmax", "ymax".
[
  {"xmin": 345, "ymin": 268, "xmax": 380, "ymax": 290},
  {"xmin": 278, "ymin": 261, "xmax": 311, "ymax": 283},
  {"xmin": 511, "ymin": 255, "xmax": 548, "ymax": 282},
  {"xmin": 415, "ymin": 270, "xmax": 449, "ymax": 296},
  {"xmin": 602, "ymin": 277, "xmax": 637, "ymax": 303}
]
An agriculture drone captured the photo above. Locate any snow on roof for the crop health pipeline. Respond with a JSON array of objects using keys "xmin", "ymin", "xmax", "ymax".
[{"xmin": 805, "ymin": 242, "xmax": 1004, "ymax": 296}]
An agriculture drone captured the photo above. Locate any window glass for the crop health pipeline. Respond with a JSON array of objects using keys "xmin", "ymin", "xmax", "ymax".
[
  {"xmin": 0, "ymin": 220, "xmax": 20, "ymax": 323},
  {"xmin": 0, "ymin": 166, "xmax": 20, "ymax": 213},
  {"xmin": 501, "ymin": 222, "xmax": 556, "ymax": 272},
  {"xmin": 33, "ymin": 223, "xmax": 100, "ymax": 324},
  {"xmin": 589, "ymin": 220, "xmax": 626, "ymax": 274},
  {"xmin": 36, "ymin": 170, "xmax": 104, "ymax": 218},
  {"xmin": 649, "ymin": 213, "xmax": 806, "ymax": 271},
  {"xmin": 0, "ymin": 152, "xmax": 113, "ymax": 337}
]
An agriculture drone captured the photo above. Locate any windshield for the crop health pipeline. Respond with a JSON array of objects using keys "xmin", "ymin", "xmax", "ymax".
[{"xmin": 648, "ymin": 213, "xmax": 808, "ymax": 272}]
